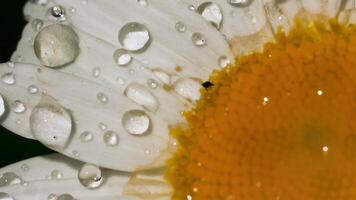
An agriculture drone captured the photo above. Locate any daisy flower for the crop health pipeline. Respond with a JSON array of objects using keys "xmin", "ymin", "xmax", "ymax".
[{"xmin": 1, "ymin": 0, "xmax": 356, "ymax": 199}]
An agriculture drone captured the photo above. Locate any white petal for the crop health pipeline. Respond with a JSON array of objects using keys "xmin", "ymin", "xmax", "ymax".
[
  {"xmin": 0, "ymin": 94, "xmax": 4, "ymax": 119},
  {"xmin": 0, "ymin": 154, "xmax": 170, "ymax": 200},
  {"xmin": 302, "ymin": 0, "xmax": 342, "ymax": 17}
]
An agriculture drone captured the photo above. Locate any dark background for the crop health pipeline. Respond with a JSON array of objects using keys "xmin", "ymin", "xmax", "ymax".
[{"xmin": 0, "ymin": 1, "xmax": 53, "ymax": 167}]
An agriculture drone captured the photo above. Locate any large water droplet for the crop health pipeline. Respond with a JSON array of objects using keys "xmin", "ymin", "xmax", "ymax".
[
  {"xmin": 197, "ymin": 2, "xmax": 223, "ymax": 29},
  {"xmin": 103, "ymin": 130, "xmax": 119, "ymax": 146},
  {"xmin": 58, "ymin": 194, "xmax": 75, "ymax": 200},
  {"xmin": 80, "ymin": 131, "xmax": 94, "ymax": 143},
  {"xmin": 31, "ymin": 19, "xmax": 44, "ymax": 32},
  {"xmin": 192, "ymin": 33, "xmax": 207, "ymax": 46},
  {"xmin": 175, "ymin": 21, "xmax": 187, "ymax": 33},
  {"xmin": 124, "ymin": 83, "xmax": 159, "ymax": 112},
  {"xmin": 30, "ymin": 96, "xmax": 72, "ymax": 149},
  {"xmin": 228, "ymin": 0, "xmax": 252, "ymax": 7},
  {"xmin": 0, "ymin": 94, "xmax": 5, "ymax": 118},
  {"xmin": 119, "ymin": 22, "xmax": 151, "ymax": 52},
  {"xmin": 122, "ymin": 110, "xmax": 151, "ymax": 136},
  {"xmin": 1, "ymin": 72, "xmax": 16, "ymax": 85},
  {"xmin": 78, "ymin": 163, "xmax": 103, "ymax": 189},
  {"xmin": 11, "ymin": 100, "xmax": 26, "ymax": 113},
  {"xmin": 113, "ymin": 49, "xmax": 132, "ymax": 66},
  {"xmin": 34, "ymin": 24, "xmax": 80, "ymax": 68},
  {"xmin": 0, "ymin": 172, "xmax": 21, "ymax": 186},
  {"xmin": 0, "ymin": 192, "xmax": 14, "ymax": 200},
  {"xmin": 174, "ymin": 78, "xmax": 202, "ymax": 101}
]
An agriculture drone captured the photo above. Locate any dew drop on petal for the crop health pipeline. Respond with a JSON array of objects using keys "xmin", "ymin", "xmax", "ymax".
[
  {"xmin": 1, "ymin": 72, "xmax": 16, "ymax": 85},
  {"xmin": 122, "ymin": 110, "xmax": 151, "ymax": 136},
  {"xmin": 103, "ymin": 130, "xmax": 119, "ymax": 146},
  {"xmin": 0, "ymin": 94, "xmax": 5, "ymax": 118},
  {"xmin": 137, "ymin": 0, "xmax": 149, "ymax": 7},
  {"xmin": 96, "ymin": 92, "xmax": 109, "ymax": 104},
  {"xmin": 34, "ymin": 24, "xmax": 80, "ymax": 68},
  {"xmin": 0, "ymin": 172, "xmax": 21, "ymax": 186},
  {"xmin": 153, "ymin": 69, "xmax": 171, "ymax": 84},
  {"xmin": 197, "ymin": 2, "xmax": 223, "ymax": 29},
  {"xmin": 51, "ymin": 170, "xmax": 63, "ymax": 179},
  {"xmin": 47, "ymin": 5, "xmax": 66, "ymax": 21},
  {"xmin": 124, "ymin": 82, "xmax": 159, "ymax": 112},
  {"xmin": 147, "ymin": 78, "xmax": 158, "ymax": 89},
  {"xmin": 192, "ymin": 32, "xmax": 207, "ymax": 46},
  {"xmin": 113, "ymin": 49, "xmax": 132, "ymax": 66},
  {"xmin": 174, "ymin": 78, "xmax": 202, "ymax": 101},
  {"xmin": 228, "ymin": 0, "xmax": 252, "ymax": 7},
  {"xmin": 0, "ymin": 192, "xmax": 14, "ymax": 200},
  {"xmin": 218, "ymin": 56, "xmax": 231, "ymax": 68},
  {"xmin": 30, "ymin": 96, "xmax": 72, "ymax": 149},
  {"xmin": 78, "ymin": 163, "xmax": 103, "ymax": 189},
  {"xmin": 92, "ymin": 67, "xmax": 101, "ymax": 78},
  {"xmin": 11, "ymin": 100, "xmax": 26, "ymax": 113},
  {"xmin": 31, "ymin": 19, "xmax": 44, "ymax": 32},
  {"xmin": 28, "ymin": 85, "xmax": 39, "ymax": 94},
  {"xmin": 80, "ymin": 131, "xmax": 94, "ymax": 143},
  {"xmin": 175, "ymin": 21, "xmax": 187, "ymax": 33},
  {"xmin": 58, "ymin": 194, "xmax": 75, "ymax": 200},
  {"xmin": 98, "ymin": 122, "xmax": 108, "ymax": 131},
  {"xmin": 119, "ymin": 22, "xmax": 151, "ymax": 52}
]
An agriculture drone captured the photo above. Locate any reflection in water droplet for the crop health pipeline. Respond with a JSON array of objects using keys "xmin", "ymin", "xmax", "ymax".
[
  {"xmin": 113, "ymin": 49, "xmax": 132, "ymax": 66},
  {"xmin": 174, "ymin": 78, "xmax": 202, "ymax": 101},
  {"xmin": 175, "ymin": 21, "xmax": 187, "ymax": 33},
  {"xmin": 78, "ymin": 163, "xmax": 103, "ymax": 189},
  {"xmin": 28, "ymin": 85, "xmax": 39, "ymax": 94},
  {"xmin": 1, "ymin": 72, "xmax": 16, "ymax": 85},
  {"xmin": 34, "ymin": 24, "xmax": 80, "ymax": 68},
  {"xmin": 47, "ymin": 5, "xmax": 66, "ymax": 21},
  {"xmin": 11, "ymin": 100, "xmax": 26, "ymax": 113},
  {"xmin": 80, "ymin": 131, "xmax": 94, "ymax": 143},
  {"xmin": 0, "ymin": 172, "xmax": 21, "ymax": 187},
  {"xmin": 188, "ymin": 4, "xmax": 196, "ymax": 11},
  {"xmin": 192, "ymin": 33, "xmax": 207, "ymax": 46},
  {"xmin": 153, "ymin": 69, "xmax": 171, "ymax": 84},
  {"xmin": 122, "ymin": 110, "xmax": 151, "ymax": 136},
  {"xmin": 31, "ymin": 19, "xmax": 44, "ymax": 32},
  {"xmin": 218, "ymin": 56, "xmax": 231, "ymax": 68},
  {"xmin": 228, "ymin": 0, "xmax": 252, "ymax": 7},
  {"xmin": 197, "ymin": 2, "xmax": 223, "ymax": 29},
  {"xmin": 119, "ymin": 22, "xmax": 151, "ymax": 52},
  {"xmin": 97, "ymin": 92, "xmax": 109, "ymax": 104},
  {"xmin": 103, "ymin": 131, "xmax": 119, "ymax": 146},
  {"xmin": 0, "ymin": 192, "xmax": 14, "ymax": 200},
  {"xmin": 124, "ymin": 82, "xmax": 159, "ymax": 112},
  {"xmin": 30, "ymin": 96, "xmax": 72, "ymax": 149}
]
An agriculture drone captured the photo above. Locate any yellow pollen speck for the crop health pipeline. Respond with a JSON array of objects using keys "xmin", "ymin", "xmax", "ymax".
[{"xmin": 166, "ymin": 19, "xmax": 356, "ymax": 200}]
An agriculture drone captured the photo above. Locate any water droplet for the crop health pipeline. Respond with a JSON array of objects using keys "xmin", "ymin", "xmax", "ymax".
[
  {"xmin": 51, "ymin": 170, "xmax": 63, "ymax": 179},
  {"xmin": 218, "ymin": 56, "xmax": 231, "ymax": 68},
  {"xmin": 28, "ymin": 85, "xmax": 39, "ymax": 94},
  {"xmin": 175, "ymin": 21, "xmax": 187, "ymax": 32},
  {"xmin": 80, "ymin": 131, "xmax": 94, "ymax": 143},
  {"xmin": 78, "ymin": 163, "xmax": 103, "ymax": 189},
  {"xmin": 48, "ymin": 5, "xmax": 66, "ymax": 21},
  {"xmin": 48, "ymin": 194, "xmax": 58, "ymax": 200},
  {"xmin": 30, "ymin": 96, "xmax": 72, "ymax": 149},
  {"xmin": 98, "ymin": 122, "xmax": 107, "ymax": 131},
  {"xmin": 0, "ymin": 94, "xmax": 5, "ymax": 118},
  {"xmin": 173, "ymin": 78, "xmax": 202, "ymax": 101},
  {"xmin": 113, "ymin": 49, "xmax": 132, "ymax": 66},
  {"xmin": 0, "ymin": 192, "xmax": 14, "ymax": 200},
  {"xmin": 31, "ymin": 19, "xmax": 44, "ymax": 32},
  {"xmin": 7, "ymin": 62, "xmax": 15, "ymax": 68},
  {"xmin": 103, "ymin": 130, "xmax": 119, "ymax": 146},
  {"xmin": 1, "ymin": 72, "xmax": 16, "ymax": 85},
  {"xmin": 147, "ymin": 79, "xmax": 158, "ymax": 89},
  {"xmin": 137, "ymin": 0, "xmax": 149, "ymax": 7},
  {"xmin": 72, "ymin": 150, "xmax": 80, "ymax": 157},
  {"xmin": 92, "ymin": 67, "xmax": 101, "ymax": 78},
  {"xmin": 122, "ymin": 110, "xmax": 151, "ymax": 136},
  {"xmin": 124, "ymin": 82, "xmax": 159, "ymax": 112},
  {"xmin": 0, "ymin": 172, "xmax": 21, "ymax": 186},
  {"xmin": 58, "ymin": 194, "xmax": 75, "ymax": 200},
  {"xmin": 96, "ymin": 92, "xmax": 109, "ymax": 104},
  {"xmin": 152, "ymin": 69, "xmax": 171, "ymax": 84},
  {"xmin": 188, "ymin": 4, "xmax": 196, "ymax": 11},
  {"xmin": 119, "ymin": 22, "xmax": 151, "ymax": 52},
  {"xmin": 20, "ymin": 164, "xmax": 29, "ymax": 172},
  {"xmin": 197, "ymin": 2, "xmax": 223, "ymax": 29},
  {"xmin": 192, "ymin": 32, "xmax": 207, "ymax": 46},
  {"xmin": 228, "ymin": 0, "xmax": 252, "ymax": 7},
  {"xmin": 11, "ymin": 100, "xmax": 26, "ymax": 113},
  {"xmin": 34, "ymin": 24, "xmax": 80, "ymax": 68}
]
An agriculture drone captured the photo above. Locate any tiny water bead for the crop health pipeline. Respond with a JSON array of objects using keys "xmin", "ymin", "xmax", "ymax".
[
  {"xmin": 175, "ymin": 21, "xmax": 187, "ymax": 33},
  {"xmin": 124, "ymin": 82, "xmax": 159, "ymax": 112},
  {"xmin": 80, "ymin": 131, "xmax": 94, "ymax": 143},
  {"xmin": 11, "ymin": 100, "xmax": 26, "ymax": 113},
  {"xmin": 103, "ymin": 130, "xmax": 119, "ymax": 146},
  {"xmin": 47, "ymin": 5, "xmax": 66, "ymax": 21},
  {"xmin": 191, "ymin": 33, "xmax": 207, "ymax": 46},
  {"xmin": 122, "ymin": 110, "xmax": 151, "ymax": 135},
  {"xmin": 1, "ymin": 72, "xmax": 16, "ymax": 85},
  {"xmin": 78, "ymin": 163, "xmax": 103, "ymax": 189},
  {"xmin": 119, "ymin": 22, "xmax": 151, "ymax": 52},
  {"xmin": 113, "ymin": 49, "xmax": 132, "ymax": 66},
  {"xmin": 50, "ymin": 170, "xmax": 63, "ymax": 179},
  {"xmin": 28, "ymin": 85, "xmax": 39, "ymax": 94},
  {"xmin": 167, "ymin": 21, "xmax": 356, "ymax": 199}
]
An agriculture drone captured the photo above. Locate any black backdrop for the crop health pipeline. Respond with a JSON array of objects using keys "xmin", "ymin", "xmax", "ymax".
[{"xmin": 0, "ymin": 1, "xmax": 54, "ymax": 168}]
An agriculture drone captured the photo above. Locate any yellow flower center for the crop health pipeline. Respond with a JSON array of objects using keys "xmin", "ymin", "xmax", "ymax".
[{"xmin": 166, "ymin": 20, "xmax": 356, "ymax": 199}]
